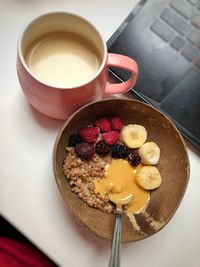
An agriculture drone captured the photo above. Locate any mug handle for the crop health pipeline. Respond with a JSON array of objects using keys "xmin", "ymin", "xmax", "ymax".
[{"xmin": 104, "ymin": 53, "xmax": 138, "ymax": 94}]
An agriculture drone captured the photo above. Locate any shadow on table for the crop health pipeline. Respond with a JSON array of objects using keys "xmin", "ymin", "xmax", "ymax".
[
  {"xmin": 68, "ymin": 209, "xmax": 108, "ymax": 247},
  {"xmin": 28, "ymin": 103, "xmax": 64, "ymax": 132},
  {"xmin": 185, "ymin": 139, "xmax": 200, "ymax": 157},
  {"xmin": 64, "ymin": 207, "xmax": 110, "ymax": 267}
]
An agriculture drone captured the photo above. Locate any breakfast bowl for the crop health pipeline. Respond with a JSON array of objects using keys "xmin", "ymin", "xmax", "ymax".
[{"xmin": 53, "ymin": 98, "xmax": 189, "ymax": 242}]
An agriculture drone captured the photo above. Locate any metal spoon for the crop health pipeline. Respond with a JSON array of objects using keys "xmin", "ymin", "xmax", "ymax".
[{"xmin": 108, "ymin": 194, "xmax": 133, "ymax": 267}]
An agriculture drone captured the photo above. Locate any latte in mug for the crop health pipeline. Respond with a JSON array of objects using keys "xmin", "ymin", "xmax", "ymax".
[
  {"xmin": 25, "ymin": 31, "xmax": 101, "ymax": 87},
  {"xmin": 17, "ymin": 12, "xmax": 138, "ymax": 119}
]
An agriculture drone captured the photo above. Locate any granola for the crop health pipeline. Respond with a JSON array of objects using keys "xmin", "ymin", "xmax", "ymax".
[{"xmin": 63, "ymin": 147, "xmax": 114, "ymax": 213}]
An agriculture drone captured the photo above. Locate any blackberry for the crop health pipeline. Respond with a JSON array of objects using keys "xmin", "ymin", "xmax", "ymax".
[
  {"xmin": 128, "ymin": 151, "xmax": 141, "ymax": 166},
  {"xmin": 111, "ymin": 144, "xmax": 131, "ymax": 159},
  {"xmin": 95, "ymin": 140, "xmax": 111, "ymax": 156},
  {"xmin": 68, "ymin": 134, "xmax": 82, "ymax": 147},
  {"xmin": 75, "ymin": 142, "xmax": 95, "ymax": 160}
]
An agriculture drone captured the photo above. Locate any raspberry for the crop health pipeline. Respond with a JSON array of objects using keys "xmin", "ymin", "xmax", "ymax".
[
  {"xmin": 128, "ymin": 151, "xmax": 141, "ymax": 166},
  {"xmin": 68, "ymin": 134, "xmax": 82, "ymax": 147},
  {"xmin": 110, "ymin": 117, "xmax": 123, "ymax": 131},
  {"xmin": 94, "ymin": 117, "xmax": 110, "ymax": 132},
  {"xmin": 93, "ymin": 127, "xmax": 100, "ymax": 135},
  {"xmin": 79, "ymin": 127, "xmax": 100, "ymax": 143},
  {"xmin": 102, "ymin": 131, "xmax": 120, "ymax": 145},
  {"xmin": 111, "ymin": 144, "xmax": 131, "ymax": 159},
  {"xmin": 95, "ymin": 140, "xmax": 111, "ymax": 156},
  {"xmin": 75, "ymin": 142, "xmax": 95, "ymax": 160}
]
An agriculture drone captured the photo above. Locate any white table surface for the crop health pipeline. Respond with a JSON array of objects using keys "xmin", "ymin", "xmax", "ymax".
[{"xmin": 0, "ymin": 0, "xmax": 200, "ymax": 266}]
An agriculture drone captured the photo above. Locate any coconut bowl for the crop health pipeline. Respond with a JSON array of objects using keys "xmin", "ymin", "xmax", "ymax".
[{"xmin": 53, "ymin": 99, "xmax": 189, "ymax": 242}]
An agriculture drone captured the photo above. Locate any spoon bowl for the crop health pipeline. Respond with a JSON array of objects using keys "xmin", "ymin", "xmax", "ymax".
[{"xmin": 108, "ymin": 194, "xmax": 134, "ymax": 207}]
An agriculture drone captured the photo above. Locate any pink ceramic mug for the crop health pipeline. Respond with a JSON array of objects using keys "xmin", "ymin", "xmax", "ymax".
[{"xmin": 17, "ymin": 12, "xmax": 138, "ymax": 120}]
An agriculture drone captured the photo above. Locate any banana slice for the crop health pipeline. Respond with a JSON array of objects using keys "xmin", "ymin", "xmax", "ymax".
[
  {"xmin": 138, "ymin": 142, "xmax": 160, "ymax": 165},
  {"xmin": 121, "ymin": 124, "xmax": 147, "ymax": 148},
  {"xmin": 136, "ymin": 166, "xmax": 162, "ymax": 190}
]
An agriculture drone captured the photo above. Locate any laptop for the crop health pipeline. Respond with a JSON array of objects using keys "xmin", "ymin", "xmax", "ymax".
[{"xmin": 107, "ymin": 0, "xmax": 200, "ymax": 149}]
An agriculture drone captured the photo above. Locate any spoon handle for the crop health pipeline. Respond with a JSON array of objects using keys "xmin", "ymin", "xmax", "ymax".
[{"xmin": 109, "ymin": 210, "xmax": 122, "ymax": 267}]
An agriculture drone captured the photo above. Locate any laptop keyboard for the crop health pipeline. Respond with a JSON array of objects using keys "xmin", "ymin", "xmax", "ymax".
[
  {"xmin": 161, "ymin": 7, "xmax": 190, "ymax": 35},
  {"xmin": 151, "ymin": 0, "xmax": 200, "ymax": 70}
]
